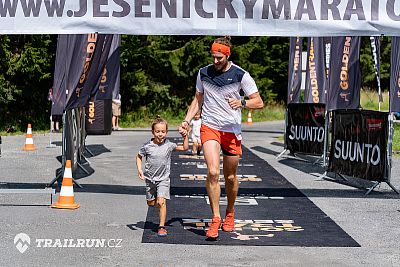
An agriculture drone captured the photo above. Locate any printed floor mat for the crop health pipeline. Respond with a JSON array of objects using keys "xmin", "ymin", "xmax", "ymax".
[{"xmin": 142, "ymin": 143, "xmax": 360, "ymax": 247}]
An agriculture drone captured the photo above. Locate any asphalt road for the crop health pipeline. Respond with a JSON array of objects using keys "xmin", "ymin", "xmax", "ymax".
[{"xmin": 0, "ymin": 121, "xmax": 399, "ymax": 266}]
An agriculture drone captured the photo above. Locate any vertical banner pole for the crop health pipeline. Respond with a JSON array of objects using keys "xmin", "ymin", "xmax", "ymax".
[
  {"xmin": 386, "ymin": 114, "xmax": 399, "ymax": 193},
  {"xmin": 387, "ymin": 113, "xmax": 393, "ymax": 183},
  {"xmin": 322, "ymin": 111, "xmax": 329, "ymax": 167},
  {"xmin": 276, "ymin": 108, "xmax": 288, "ymax": 159},
  {"xmin": 316, "ymin": 110, "xmax": 329, "ymax": 180},
  {"xmin": 46, "ymin": 115, "xmax": 57, "ymax": 148}
]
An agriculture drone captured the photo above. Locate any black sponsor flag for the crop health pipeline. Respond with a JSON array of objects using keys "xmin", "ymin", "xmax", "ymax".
[
  {"xmin": 304, "ymin": 37, "xmax": 326, "ymax": 104},
  {"xmin": 65, "ymin": 34, "xmax": 113, "ymax": 110},
  {"xmin": 287, "ymin": 37, "xmax": 302, "ymax": 104},
  {"xmin": 326, "ymin": 37, "xmax": 361, "ymax": 111},
  {"xmin": 94, "ymin": 35, "xmax": 121, "ymax": 100},
  {"xmin": 51, "ymin": 35, "xmax": 69, "ymax": 115},
  {"xmin": 328, "ymin": 109, "xmax": 388, "ymax": 182},
  {"xmin": 370, "ymin": 36, "xmax": 383, "ymax": 103},
  {"xmin": 324, "ymin": 37, "xmax": 332, "ymax": 79},
  {"xmin": 390, "ymin": 37, "xmax": 400, "ymax": 113}
]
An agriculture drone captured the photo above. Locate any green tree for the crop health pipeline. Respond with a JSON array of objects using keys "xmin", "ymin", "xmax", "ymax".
[{"xmin": 0, "ymin": 35, "xmax": 56, "ymax": 130}]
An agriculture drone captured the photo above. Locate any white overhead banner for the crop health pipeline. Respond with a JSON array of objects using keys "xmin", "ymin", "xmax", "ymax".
[{"xmin": 1, "ymin": 0, "xmax": 400, "ymax": 36}]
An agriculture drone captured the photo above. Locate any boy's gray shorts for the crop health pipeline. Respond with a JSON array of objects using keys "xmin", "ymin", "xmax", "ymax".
[{"xmin": 145, "ymin": 179, "xmax": 170, "ymax": 200}]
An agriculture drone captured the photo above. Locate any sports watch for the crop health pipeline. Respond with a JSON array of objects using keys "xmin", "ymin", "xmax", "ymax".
[{"xmin": 241, "ymin": 99, "xmax": 246, "ymax": 108}]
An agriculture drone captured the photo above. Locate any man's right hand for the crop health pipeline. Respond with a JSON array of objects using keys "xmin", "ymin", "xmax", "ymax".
[
  {"xmin": 138, "ymin": 169, "xmax": 144, "ymax": 180},
  {"xmin": 178, "ymin": 121, "xmax": 189, "ymax": 137}
]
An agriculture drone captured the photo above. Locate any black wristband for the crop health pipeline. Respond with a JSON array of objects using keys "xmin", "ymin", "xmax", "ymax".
[{"xmin": 241, "ymin": 99, "xmax": 246, "ymax": 108}]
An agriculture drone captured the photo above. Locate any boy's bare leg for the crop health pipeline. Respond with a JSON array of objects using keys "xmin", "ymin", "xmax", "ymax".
[
  {"xmin": 192, "ymin": 142, "xmax": 197, "ymax": 154},
  {"xmin": 203, "ymin": 140, "xmax": 221, "ymax": 218},
  {"xmin": 157, "ymin": 197, "xmax": 166, "ymax": 227}
]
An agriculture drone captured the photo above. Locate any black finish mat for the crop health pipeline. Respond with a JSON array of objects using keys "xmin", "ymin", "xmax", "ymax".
[{"xmin": 141, "ymin": 143, "xmax": 360, "ymax": 247}]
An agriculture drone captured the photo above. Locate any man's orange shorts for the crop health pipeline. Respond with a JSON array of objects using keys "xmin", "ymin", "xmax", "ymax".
[{"xmin": 200, "ymin": 124, "xmax": 242, "ymax": 156}]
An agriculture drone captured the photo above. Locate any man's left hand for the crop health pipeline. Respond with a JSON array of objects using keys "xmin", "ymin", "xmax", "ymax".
[{"xmin": 226, "ymin": 97, "xmax": 241, "ymax": 110}]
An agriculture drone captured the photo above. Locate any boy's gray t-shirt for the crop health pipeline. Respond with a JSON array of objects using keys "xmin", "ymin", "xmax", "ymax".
[{"xmin": 138, "ymin": 139, "xmax": 177, "ymax": 181}]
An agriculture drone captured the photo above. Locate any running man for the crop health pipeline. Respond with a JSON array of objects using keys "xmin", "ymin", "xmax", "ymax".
[{"xmin": 179, "ymin": 36, "xmax": 264, "ymax": 239}]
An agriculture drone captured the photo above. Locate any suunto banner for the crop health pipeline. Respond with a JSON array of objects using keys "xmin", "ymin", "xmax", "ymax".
[
  {"xmin": 286, "ymin": 103, "xmax": 325, "ymax": 156},
  {"xmin": 328, "ymin": 109, "xmax": 388, "ymax": 182},
  {"xmin": 390, "ymin": 37, "xmax": 400, "ymax": 113},
  {"xmin": 326, "ymin": 36, "xmax": 361, "ymax": 111},
  {"xmin": 304, "ymin": 37, "xmax": 326, "ymax": 104},
  {"xmin": 287, "ymin": 37, "xmax": 302, "ymax": 104},
  {"xmin": 2, "ymin": 0, "xmax": 400, "ymax": 36}
]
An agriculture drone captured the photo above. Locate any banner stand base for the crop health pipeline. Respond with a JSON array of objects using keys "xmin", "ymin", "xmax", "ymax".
[
  {"xmin": 316, "ymin": 172, "xmax": 349, "ymax": 183},
  {"xmin": 276, "ymin": 149, "xmax": 288, "ymax": 159},
  {"xmin": 386, "ymin": 182, "xmax": 400, "ymax": 194},
  {"xmin": 47, "ymin": 168, "xmax": 83, "ymax": 188},
  {"xmin": 81, "ymin": 154, "xmax": 91, "ymax": 165},
  {"xmin": 312, "ymin": 156, "xmax": 324, "ymax": 166},
  {"xmin": 46, "ymin": 144, "xmax": 57, "ymax": 148},
  {"xmin": 85, "ymin": 147, "xmax": 94, "ymax": 157},
  {"xmin": 77, "ymin": 162, "xmax": 90, "ymax": 175},
  {"xmin": 315, "ymin": 171, "xmax": 327, "ymax": 181},
  {"xmin": 365, "ymin": 181, "xmax": 400, "ymax": 196}
]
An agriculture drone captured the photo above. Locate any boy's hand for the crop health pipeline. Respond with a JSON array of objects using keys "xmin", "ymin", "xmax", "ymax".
[{"xmin": 138, "ymin": 169, "xmax": 144, "ymax": 180}]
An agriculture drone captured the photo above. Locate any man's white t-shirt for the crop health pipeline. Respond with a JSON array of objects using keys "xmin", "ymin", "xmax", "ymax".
[{"xmin": 196, "ymin": 62, "xmax": 258, "ymax": 135}]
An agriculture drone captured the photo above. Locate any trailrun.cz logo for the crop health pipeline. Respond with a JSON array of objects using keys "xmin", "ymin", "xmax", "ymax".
[{"xmin": 14, "ymin": 233, "xmax": 122, "ymax": 253}]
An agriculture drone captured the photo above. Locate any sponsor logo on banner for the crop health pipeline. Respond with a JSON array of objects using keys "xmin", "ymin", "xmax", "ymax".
[
  {"xmin": 289, "ymin": 125, "xmax": 324, "ymax": 143},
  {"xmin": 76, "ymin": 33, "xmax": 98, "ymax": 98},
  {"xmin": 98, "ymin": 67, "xmax": 107, "ymax": 94},
  {"xmin": 339, "ymin": 37, "xmax": 351, "ymax": 101},
  {"xmin": 334, "ymin": 140, "xmax": 381, "ymax": 166},
  {"xmin": 307, "ymin": 38, "xmax": 320, "ymax": 103},
  {"xmin": 367, "ymin": 119, "xmax": 383, "ymax": 131},
  {"xmin": 182, "ymin": 219, "xmax": 303, "ymax": 241},
  {"xmin": 88, "ymin": 101, "xmax": 95, "ymax": 124},
  {"xmin": 180, "ymin": 174, "xmax": 262, "ymax": 182},
  {"xmin": 314, "ymin": 107, "xmax": 324, "ymax": 117}
]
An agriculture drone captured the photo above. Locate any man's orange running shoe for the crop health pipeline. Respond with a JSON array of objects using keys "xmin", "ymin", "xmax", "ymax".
[
  {"xmin": 222, "ymin": 211, "xmax": 235, "ymax": 232},
  {"xmin": 206, "ymin": 216, "xmax": 221, "ymax": 238}
]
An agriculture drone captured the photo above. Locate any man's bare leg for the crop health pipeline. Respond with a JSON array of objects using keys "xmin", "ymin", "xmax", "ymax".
[
  {"xmin": 203, "ymin": 140, "xmax": 221, "ymax": 218},
  {"xmin": 112, "ymin": 116, "xmax": 116, "ymax": 129},
  {"xmin": 223, "ymin": 155, "xmax": 239, "ymax": 212}
]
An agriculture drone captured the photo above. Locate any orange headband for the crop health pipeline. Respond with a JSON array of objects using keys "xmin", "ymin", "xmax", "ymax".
[{"xmin": 211, "ymin": 42, "xmax": 231, "ymax": 56}]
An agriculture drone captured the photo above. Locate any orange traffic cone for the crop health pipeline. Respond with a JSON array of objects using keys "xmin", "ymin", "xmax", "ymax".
[
  {"xmin": 23, "ymin": 124, "xmax": 36, "ymax": 151},
  {"xmin": 247, "ymin": 110, "xmax": 253, "ymax": 125},
  {"xmin": 51, "ymin": 160, "xmax": 80, "ymax": 209}
]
